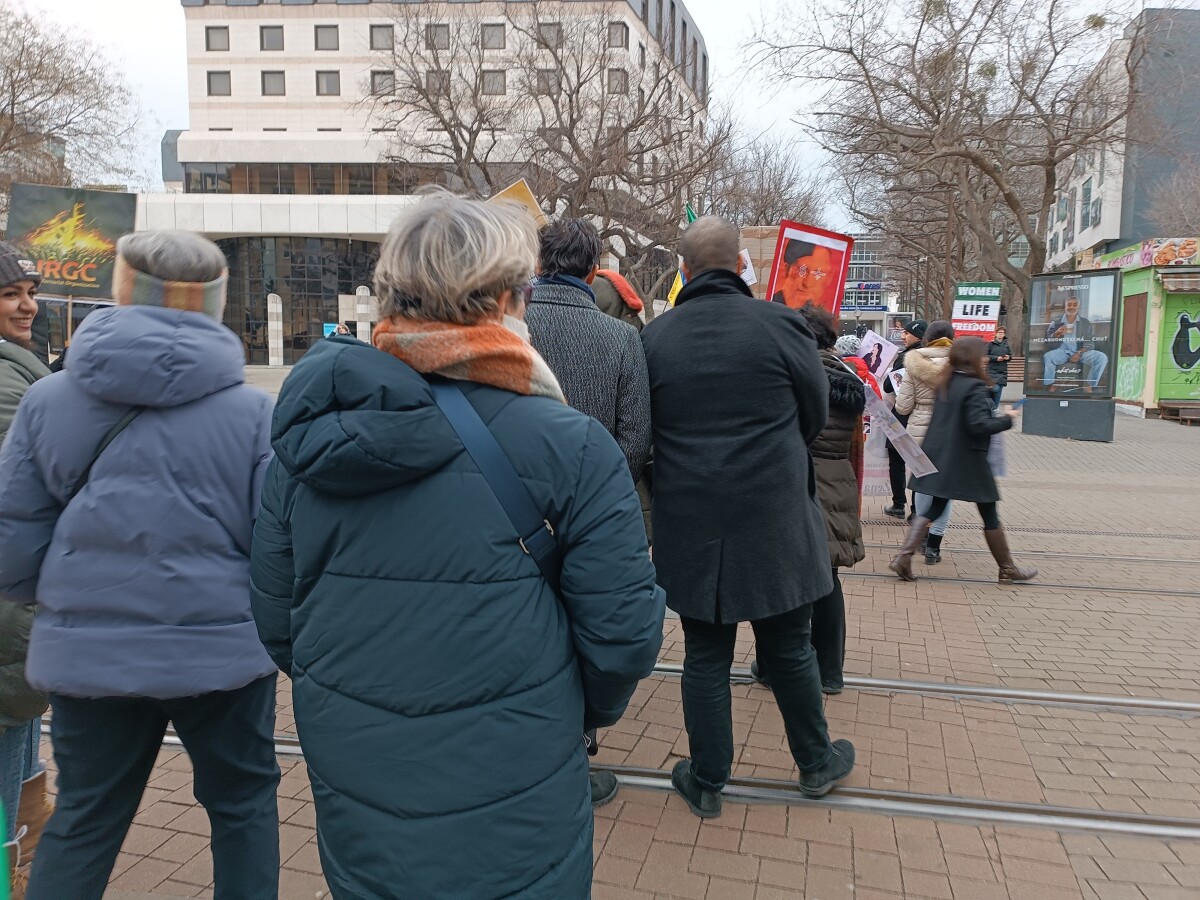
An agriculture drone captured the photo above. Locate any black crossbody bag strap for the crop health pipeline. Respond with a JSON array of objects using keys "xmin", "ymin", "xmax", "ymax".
[
  {"xmin": 427, "ymin": 380, "xmax": 562, "ymax": 599},
  {"xmin": 67, "ymin": 406, "xmax": 147, "ymax": 502}
]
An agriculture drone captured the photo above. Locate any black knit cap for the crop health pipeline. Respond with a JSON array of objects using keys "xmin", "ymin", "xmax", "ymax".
[
  {"xmin": 0, "ymin": 242, "xmax": 41, "ymax": 289},
  {"xmin": 904, "ymin": 319, "xmax": 928, "ymax": 339}
]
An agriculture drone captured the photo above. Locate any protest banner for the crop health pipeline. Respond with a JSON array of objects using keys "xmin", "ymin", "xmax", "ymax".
[
  {"xmin": 951, "ymin": 282, "xmax": 1003, "ymax": 341},
  {"xmin": 765, "ymin": 221, "xmax": 853, "ymax": 318},
  {"xmin": 863, "ymin": 389, "xmax": 938, "ymax": 478},
  {"xmin": 6, "ymin": 184, "xmax": 137, "ymax": 299},
  {"xmin": 856, "ymin": 329, "xmax": 898, "ymax": 380},
  {"xmin": 487, "ymin": 179, "xmax": 547, "ymax": 227}
]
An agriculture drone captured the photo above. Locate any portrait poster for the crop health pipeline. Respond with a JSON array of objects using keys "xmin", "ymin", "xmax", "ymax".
[
  {"xmin": 885, "ymin": 313, "xmax": 912, "ymax": 346},
  {"xmin": 856, "ymin": 329, "xmax": 898, "ymax": 380},
  {"xmin": 765, "ymin": 221, "xmax": 854, "ymax": 317},
  {"xmin": 5, "ymin": 183, "xmax": 137, "ymax": 299},
  {"xmin": 1024, "ymin": 270, "xmax": 1120, "ymax": 399},
  {"xmin": 863, "ymin": 389, "xmax": 938, "ymax": 477}
]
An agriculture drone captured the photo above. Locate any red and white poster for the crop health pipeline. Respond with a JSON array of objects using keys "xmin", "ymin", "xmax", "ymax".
[{"xmin": 766, "ymin": 221, "xmax": 854, "ymax": 318}]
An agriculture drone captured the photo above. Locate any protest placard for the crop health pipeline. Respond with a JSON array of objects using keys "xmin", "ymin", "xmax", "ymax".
[
  {"xmin": 856, "ymin": 329, "xmax": 898, "ymax": 379},
  {"xmin": 863, "ymin": 389, "xmax": 938, "ymax": 478},
  {"xmin": 487, "ymin": 179, "xmax": 547, "ymax": 227},
  {"xmin": 765, "ymin": 221, "xmax": 854, "ymax": 317}
]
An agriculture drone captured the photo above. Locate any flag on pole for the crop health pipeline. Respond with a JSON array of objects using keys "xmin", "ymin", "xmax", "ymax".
[{"xmin": 666, "ymin": 205, "xmax": 698, "ymax": 306}]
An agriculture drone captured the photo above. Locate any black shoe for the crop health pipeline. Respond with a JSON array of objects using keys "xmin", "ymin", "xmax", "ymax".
[
  {"xmin": 924, "ymin": 533, "xmax": 943, "ymax": 565},
  {"xmin": 799, "ymin": 739, "xmax": 855, "ymax": 797},
  {"xmin": 750, "ymin": 659, "xmax": 771, "ymax": 688},
  {"xmin": 590, "ymin": 771, "xmax": 618, "ymax": 809},
  {"xmin": 883, "ymin": 503, "xmax": 906, "ymax": 518},
  {"xmin": 671, "ymin": 759, "xmax": 722, "ymax": 818},
  {"xmin": 821, "ymin": 682, "xmax": 843, "ymax": 695}
]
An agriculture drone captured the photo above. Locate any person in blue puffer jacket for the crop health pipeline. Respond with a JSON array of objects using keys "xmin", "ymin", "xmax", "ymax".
[
  {"xmin": 0, "ymin": 231, "xmax": 280, "ymax": 900},
  {"xmin": 250, "ymin": 191, "xmax": 665, "ymax": 899}
]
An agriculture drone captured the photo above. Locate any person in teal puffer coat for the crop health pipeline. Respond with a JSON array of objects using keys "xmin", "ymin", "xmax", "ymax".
[{"xmin": 250, "ymin": 192, "xmax": 665, "ymax": 899}]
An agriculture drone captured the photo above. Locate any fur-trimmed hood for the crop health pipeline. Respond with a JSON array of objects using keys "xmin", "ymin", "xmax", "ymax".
[
  {"xmin": 904, "ymin": 345, "xmax": 951, "ymax": 386},
  {"xmin": 821, "ymin": 350, "xmax": 866, "ymax": 415}
]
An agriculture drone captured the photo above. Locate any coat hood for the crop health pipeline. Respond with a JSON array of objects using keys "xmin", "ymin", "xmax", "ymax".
[
  {"xmin": 270, "ymin": 336, "xmax": 460, "ymax": 496},
  {"xmin": 595, "ymin": 269, "xmax": 644, "ymax": 313},
  {"xmin": 821, "ymin": 350, "xmax": 867, "ymax": 415},
  {"xmin": 65, "ymin": 306, "xmax": 245, "ymax": 408},
  {"xmin": 905, "ymin": 345, "xmax": 951, "ymax": 385}
]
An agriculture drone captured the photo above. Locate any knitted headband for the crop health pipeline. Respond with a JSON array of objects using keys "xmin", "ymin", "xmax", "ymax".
[{"xmin": 111, "ymin": 254, "xmax": 228, "ymax": 320}]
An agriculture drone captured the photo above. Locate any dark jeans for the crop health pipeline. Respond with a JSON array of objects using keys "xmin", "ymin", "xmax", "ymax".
[
  {"xmin": 810, "ymin": 572, "xmax": 846, "ymax": 689},
  {"xmin": 923, "ymin": 497, "xmax": 1001, "ymax": 530},
  {"xmin": 681, "ymin": 606, "xmax": 833, "ymax": 790},
  {"xmin": 886, "ymin": 439, "xmax": 906, "ymax": 507},
  {"xmin": 27, "ymin": 675, "xmax": 280, "ymax": 900},
  {"xmin": 990, "ymin": 385, "xmax": 1004, "ymax": 410}
]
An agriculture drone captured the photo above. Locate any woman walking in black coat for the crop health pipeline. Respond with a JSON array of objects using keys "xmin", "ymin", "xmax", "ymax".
[{"xmin": 889, "ymin": 337, "xmax": 1038, "ymax": 584}]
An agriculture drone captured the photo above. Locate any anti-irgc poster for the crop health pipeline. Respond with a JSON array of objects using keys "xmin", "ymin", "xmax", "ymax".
[
  {"xmin": 1024, "ymin": 270, "xmax": 1120, "ymax": 398},
  {"xmin": 951, "ymin": 282, "xmax": 1002, "ymax": 341},
  {"xmin": 5, "ymin": 184, "xmax": 138, "ymax": 299}
]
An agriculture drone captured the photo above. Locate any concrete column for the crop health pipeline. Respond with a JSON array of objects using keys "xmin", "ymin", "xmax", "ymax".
[
  {"xmin": 267, "ymin": 293, "xmax": 283, "ymax": 367},
  {"xmin": 355, "ymin": 285, "xmax": 374, "ymax": 342}
]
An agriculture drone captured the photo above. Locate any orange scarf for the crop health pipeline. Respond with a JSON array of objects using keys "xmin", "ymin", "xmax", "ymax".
[{"xmin": 373, "ymin": 315, "xmax": 565, "ymax": 402}]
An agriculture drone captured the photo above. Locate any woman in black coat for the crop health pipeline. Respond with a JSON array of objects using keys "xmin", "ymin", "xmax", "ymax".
[{"xmin": 889, "ymin": 337, "xmax": 1037, "ymax": 584}]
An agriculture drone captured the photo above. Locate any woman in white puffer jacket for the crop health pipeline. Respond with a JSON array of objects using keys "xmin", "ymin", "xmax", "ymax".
[{"xmin": 895, "ymin": 320, "xmax": 955, "ymax": 563}]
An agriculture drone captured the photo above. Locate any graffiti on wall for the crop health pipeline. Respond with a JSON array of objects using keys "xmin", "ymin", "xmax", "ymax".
[{"xmin": 1159, "ymin": 300, "xmax": 1200, "ymax": 400}]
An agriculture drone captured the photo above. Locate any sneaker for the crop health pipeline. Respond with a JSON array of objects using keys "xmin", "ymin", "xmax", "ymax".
[
  {"xmin": 671, "ymin": 759, "xmax": 722, "ymax": 818},
  {"xmin": 590, "ymin": 770, "xmax": 618, "ymax": 809},
  {"xmin": 798, "ymin": 739, "xmax": 856, "ymax": 797},
  {"xmin": 821, "ymin": 682, "xmax": 843, "ymax": 696},
  {"xmin": 883, "ymin": 503, "xmax": 906, "ymax": 518},
  {"xmin": 750, "ymin": 660, "xmax": 771, "ymax": 689}
]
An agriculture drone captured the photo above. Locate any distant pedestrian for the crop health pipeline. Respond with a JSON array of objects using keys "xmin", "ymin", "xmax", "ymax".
[
  {"xmin": 250, "ymin": 192, "xmax": 664, "ymax": 898},
  {"xmin": 882, "ymin": 319, "xmax": 926, "ymax": 518},
  {"xmin": 890, "ymin": 336, "xmax": 1037, "ymax": 584},
  {"xmin": 896, "ymin": 320, "xmax": 955, "ymax": 564},
  {"xmin": 642, "ymin": 216, "xmax": 854, "ymax": 819},
  {"xmin": 752, "ymin": 303, "xmax": 867, "ymax": 696},
  {"xmin": 524, "ymin": 217, "xmax": 653, "ymax": 808},
  {"xmin": 0, "ymin": 241, "xmax": 52, "ymax": 897},
  {"xmin": 0, "ymin": 231, "xmax": 281, "ymax": 900},
  {"xmin": 987, "ymin": 327, "xmax": 1013, "ymax": 409}
]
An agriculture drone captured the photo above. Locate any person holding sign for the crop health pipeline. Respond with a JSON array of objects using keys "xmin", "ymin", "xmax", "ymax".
[{"xmin": 889, "ymin": 337, "xmax": 1037, "ymax": 584}]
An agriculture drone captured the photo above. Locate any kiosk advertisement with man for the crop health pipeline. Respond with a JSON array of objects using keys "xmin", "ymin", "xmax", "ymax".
[{"xmin": 1024, "ymin": 270, "xmax": 1120, "ymax": 398}]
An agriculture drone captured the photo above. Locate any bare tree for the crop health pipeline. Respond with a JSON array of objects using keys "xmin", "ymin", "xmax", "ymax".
[
  {"xmin": 1148, "ymin": 156, "xmax": 1200, "ymax": 235},
  {"xmin": 753, "ymin": 0, "xmax": 1146, "ymax": 346},
  {"xmin": 699, "ymin": 134, "xmax": 826, "ymax": 229},
  {"xmin": 0, "ymin": 1, "xmax": 142, "ymax": 217},
  {"xmin": 370, "ymin": 2, "xmax": 726, "ymax": 304}
]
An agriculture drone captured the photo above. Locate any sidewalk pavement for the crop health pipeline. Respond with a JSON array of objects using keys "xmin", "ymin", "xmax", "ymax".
[{"xmin": 72, "ymin": 406, "xmax": 1200, "ymax": 898}]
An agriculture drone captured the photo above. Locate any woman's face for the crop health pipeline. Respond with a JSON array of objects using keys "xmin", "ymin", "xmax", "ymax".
[{"xmin": 0, "ymin": 280, "xmax": 38, "ymax": 344}]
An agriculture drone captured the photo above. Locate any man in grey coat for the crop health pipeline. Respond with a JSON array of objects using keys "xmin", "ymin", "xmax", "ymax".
[
  {"xmin": 525, "ymin": 218, "xmax": 650, "ymax": 483},
  {"xmin": 641, "ymin": 216, "xmax": 855, "ymax": 818},
  {"xmin": 524, "ymin": 217, "xmax": 652, "ymax": 809}
]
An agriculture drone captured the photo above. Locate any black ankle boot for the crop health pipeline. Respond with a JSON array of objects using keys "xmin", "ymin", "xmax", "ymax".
[{"xmin": 924, "ymin": 533, "xmax": 943, "ymax": 565}]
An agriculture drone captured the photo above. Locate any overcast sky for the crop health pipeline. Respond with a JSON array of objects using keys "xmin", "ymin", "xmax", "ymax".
[{"xmin": 32, "ymin": 0, "xmax": 823, "ymax": 193}]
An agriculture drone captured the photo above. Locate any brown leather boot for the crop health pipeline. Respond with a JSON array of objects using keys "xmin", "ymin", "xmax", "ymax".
[
  {"xmin": 889, "ymin": 517, "xmax": 932, "ymax": 582},
  {"xmin": 5, "ymin": 833, "xmax": 29, "ymax": 900},
  {"xmin": 983, "ymin": 528, "xmax": 1038, "ymax": 583},
  {"xmin": 16, "ymin": 771, "xmax": 52, "ymax": 868}
]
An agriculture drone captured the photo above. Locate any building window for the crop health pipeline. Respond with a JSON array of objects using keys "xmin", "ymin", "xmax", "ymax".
[
  {"xmin": 608, "ymin": 68, "xmax": 628, "ymax": 95},
  {"xmin": 263, "ymin": 128, "xmax": 287, "ymax": 132},
  {"xmin": 316, "ymin": 71, "xmax": 341, "ymax": 96},
  {"xmin": 370, "ymin": 24, "xmax": 394, "ymax": 51},
  {"xmin": 639, "ymin": 43, "xmax": 646, "ymax": 68},
  {"xmin": 260, "ymin": 25, "xmax": 284, "ymax": 51},
  {"xmin": 207, "ymin": 71, "xmax": 232, "ymax": 96},
  {"xmin": 261, "ymin": 71, "xmax": 286, "ymax": 96},
  {"xmin": 1081, "ymin": 178, "xmax": 1093, "ymax": 229},
  {"xmin": 608, "ymin": 22, "xmax": 629, "ymax": 49},
  {"xmin": 1049, "ymin": 234, "xmax": 1058, "ymax": 257},
  {"xmin": 371, "ymin": 71, "xmax": 396, "ymax": 95},
  {"xmin": 1120, "ymin": 293, "xmax": 1148, "ymax": 357},
  {"xmin": 481, "ymin": 70, "xmax": 506, "ymax": 95},
  {"xmin": 538, "ymin": 22, "xmax": 562, "ymax": 48},
  {"xmin": 481, "ymin": 23, "xmax": 505, "ymax": 50},
  {"xmin": 426, "ymin": 70, "xmax": 450, "ymax": 97},
  {"xmin": 315, "ymin": 25, "xmax": 339, "ymax": 51},
  {"xmin": 536, "ymin": 69, "xmax": 561, "ymax": 96},
  {"xmin": 426, "ymin": 24, "xmax": 450, "ymax": 51},
  {"xmin": 206, "ymin": 26, "xmax": 229, "ymax": 52}
]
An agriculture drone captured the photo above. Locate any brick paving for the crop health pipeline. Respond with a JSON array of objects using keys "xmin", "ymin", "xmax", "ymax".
[{"xmin": 50, "ymin": 401, "xmax": 1200, "ymax": 896}]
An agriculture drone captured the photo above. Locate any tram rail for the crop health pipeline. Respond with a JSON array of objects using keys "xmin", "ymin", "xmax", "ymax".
[{"xmin": 863, "ymin": 543, "xmax": 1200, "ymax": 566}]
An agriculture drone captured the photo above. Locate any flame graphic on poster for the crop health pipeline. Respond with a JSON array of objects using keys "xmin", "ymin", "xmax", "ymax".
[{"xmin": 20, "ymin": 203, "xmax": 116, "ymax": 264}]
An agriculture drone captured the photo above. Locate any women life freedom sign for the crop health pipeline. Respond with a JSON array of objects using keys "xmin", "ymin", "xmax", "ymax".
[{"xmin": 951, "ymin": 282, "xmax": 1003, "ymax": 341}]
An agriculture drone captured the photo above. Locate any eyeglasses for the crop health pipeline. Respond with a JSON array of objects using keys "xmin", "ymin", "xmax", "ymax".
[{"xmin": 792, "ymin": 265, "xmax": 828, "ymax": 280}]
